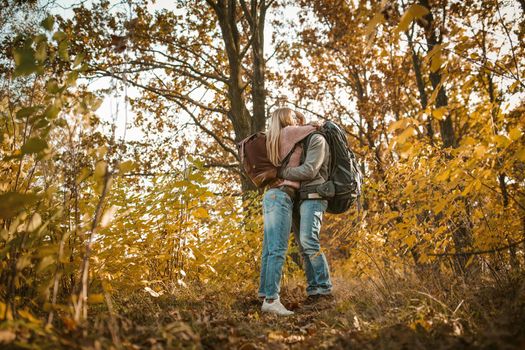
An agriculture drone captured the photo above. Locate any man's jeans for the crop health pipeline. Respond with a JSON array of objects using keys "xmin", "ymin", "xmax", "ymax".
[
  {"xmin": 293, "ymin": 199, "xmax": 332, "ymax": 296},
  {"xmin": 258, "ymin": 188, "xmax": 293, "ymax": 300}
]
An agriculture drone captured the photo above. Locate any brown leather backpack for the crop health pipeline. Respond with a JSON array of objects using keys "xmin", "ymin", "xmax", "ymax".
[{"xmin": 238, "ymin": 132, "xmax": 281, "ymax": 188}]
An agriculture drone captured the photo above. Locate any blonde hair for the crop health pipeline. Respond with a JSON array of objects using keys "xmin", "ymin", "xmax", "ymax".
[{"xmin": 266, "ymin": 107, "xmax": 297, "ymax": 166}]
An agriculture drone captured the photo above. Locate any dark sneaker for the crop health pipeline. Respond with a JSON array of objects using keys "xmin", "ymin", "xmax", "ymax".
[
  {"xmin": 317, "ymin": 293, "xmax": 335, "ymax": 301},
  {"xmin": 301, "ymin": 294, "xmax": 335, "ymax": 311},
  {"xmin": 304, "ymin": 294, "xmax": 321, "ymax": 305}
]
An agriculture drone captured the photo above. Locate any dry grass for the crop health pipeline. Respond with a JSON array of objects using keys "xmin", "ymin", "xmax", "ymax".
[{"xmin": 3, "ymin": 266, "xmax": 525, "ymax": 349}]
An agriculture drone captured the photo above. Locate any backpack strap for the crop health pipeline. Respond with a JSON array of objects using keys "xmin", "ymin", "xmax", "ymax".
[
  {"xmin": 280, "ymin": 142, "xmax": 298, "ymax": 168},
  {"xmin": 300, "ymin": 131, "xmax": 324, "ymax": 163}
]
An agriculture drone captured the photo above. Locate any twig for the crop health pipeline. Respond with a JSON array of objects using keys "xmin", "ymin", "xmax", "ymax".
[{"xmin": 428, "ymin": 238, "xmax": 525, "ymax": 257}]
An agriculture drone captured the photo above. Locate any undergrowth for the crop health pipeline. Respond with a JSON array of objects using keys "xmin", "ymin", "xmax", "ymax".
[{"xmin": 2, "ymin": 266, "xmax": 524, "ymax": 350}]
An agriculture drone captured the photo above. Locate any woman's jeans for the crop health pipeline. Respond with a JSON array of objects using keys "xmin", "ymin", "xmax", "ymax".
[
  {"xmin": 258, "ymin": 188, "xmax": 293, "ymax": 300},
  {"xmin": 293, "ymin": 199, "xmax": 332, "ymax": 296}
]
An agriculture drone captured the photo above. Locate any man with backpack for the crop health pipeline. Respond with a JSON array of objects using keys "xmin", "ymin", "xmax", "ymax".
[{"xmin": 279, "ymin": 129, "xmax": 333, "ymax": 300}]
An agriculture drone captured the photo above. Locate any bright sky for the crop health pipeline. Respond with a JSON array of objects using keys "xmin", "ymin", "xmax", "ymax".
[
  {"xmin": 49, "ymin": 0, "xmax": 302, "ymax": 146},
  {"xmin": 48, "ymin": 0, "xmax": 523, "ymax": 147}
]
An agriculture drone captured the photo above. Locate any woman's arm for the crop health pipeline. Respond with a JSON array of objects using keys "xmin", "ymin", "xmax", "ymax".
[{"xmin": 279, "ymin": 134, "xmax": 327, "ymax": 181}]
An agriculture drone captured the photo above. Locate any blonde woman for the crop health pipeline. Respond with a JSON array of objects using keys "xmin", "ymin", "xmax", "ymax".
[{"xmin": 258, "ymin": 108, "xmax": 315, "ymax": 316}]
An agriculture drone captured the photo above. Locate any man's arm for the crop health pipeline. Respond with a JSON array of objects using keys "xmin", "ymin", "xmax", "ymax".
[{"xmin": 280, "ymin": 134, "xmax": 326, "ymax": 181}]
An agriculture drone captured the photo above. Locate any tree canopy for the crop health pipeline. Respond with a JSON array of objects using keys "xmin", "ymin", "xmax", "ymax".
[{"xmin": 1, "ymin": 0, "xmax": 524, "ymax": 348}]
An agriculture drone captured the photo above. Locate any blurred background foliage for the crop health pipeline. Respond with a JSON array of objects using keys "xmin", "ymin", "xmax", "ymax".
[{"xmin": 0, "ymin": 0, "xmax": 524, "ymax": 348}]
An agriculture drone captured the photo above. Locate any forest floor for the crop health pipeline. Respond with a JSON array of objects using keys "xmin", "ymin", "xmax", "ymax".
[{"xmin": 12, "ymin": 273, "xmax": 525, "ymax": 350}]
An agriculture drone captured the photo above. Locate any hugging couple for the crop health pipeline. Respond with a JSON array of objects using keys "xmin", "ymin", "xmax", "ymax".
[{"xmin": 258, "ymin": 107, "xmax": 332, "ymax": 316}]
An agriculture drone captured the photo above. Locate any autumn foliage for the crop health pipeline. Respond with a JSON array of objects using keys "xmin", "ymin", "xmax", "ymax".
[{"xmin": 1, "ymin": 0, "xmax": 524, "ymax": 349}]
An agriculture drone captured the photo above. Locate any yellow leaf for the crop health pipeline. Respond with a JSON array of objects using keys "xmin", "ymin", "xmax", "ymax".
[
  {"xmin": 194, "ymin": 207, "xmax": 209, "ymax": 219},
  {"xmin": 16, "ymin": 255, "xmax": 31, "ymax": 271},
  {"xmin": 404, "ymin": 235, "xmax": 417, "ymax": 247},
  {"xmin": 37, "ymin": 255, "xmax": 55, "ymax": 272},
  {"xmin": 397, "ymin": 4, "xmax": 429, "ymax": 32},
  {"xmin": 100, "ymin": 205, "xmax": 118, "ymax": 228},
  {"xmin": 365, "ymin": 12, "xmax": 384, "ymax": 37},
  {"xmin": 474, "ymin": 144, "xmax": 487, "ymax": 159},
  {"xmin": 76, "ymin": 167, "xmax": 91, "ymax": 184},
  {"xmin": 462, "ymin": 179, "xmax": 480, "ymax": 196},
  {"xmin": 118, "ymin": 160, "xmax": 136, "ymax": 173},
  {"xmin": 435, "ymin": 169, "xmax": 450, "ymax": 182},
  {"xmin": 18, "ymin": 309, "xmax": 41, "ymax": 324},
  {"xmin": 430, "ymin": 54, "xmax": 443, "ymax": 72},
  {"xmin": 434, "ymin": 199, "xmax": 448, "ymax": 214},
  {"xmin": 96, "ymin": 145, "xmax": 107, "ymax": 157},
  {"xmin": 509, "ymin": 127, "xmax": 522, "ymax": 141},
  {"xmin": 460, "ymin": 136, "xmax": 477, "ymax": 146},
  {"xmin": 515, "ymin": 148, "xmax": 525, "ymax": 161},
  {"xmin": 492, "ymin": 135, "xmax": 510, "ymax": 148},
  {"xmin": 396, "ymin": 126, "xmax": 417, "ymax": 144},
  {"xmin": 144, "ymin": 286, "xmax": 161, "ymax": 297},
  {"xmin": 432, "ymin": 107, "xmax": 447, "ymax": 120},
  {"xmin": 88, "ymin": 294, "xmax": 105, "ymax": 304},
  {"xmin": 397, "ymin": 142, "xmax": 413, "ymax": 159},
  {"xmin": 388, "ymin": 118, "xmax": 409, "ymax": 132},
  {"xmin": 26, "ymin": 213, "xmax": 42, "ymax": 232},
  {"xmin": 94, "ymin": 160, "xmax": 107, "ymax": 179}
]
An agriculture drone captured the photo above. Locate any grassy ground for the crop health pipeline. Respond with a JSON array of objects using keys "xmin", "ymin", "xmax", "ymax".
[{"xmin": 6, "ymin": 270, "xmax": 523, "ymax": 350}]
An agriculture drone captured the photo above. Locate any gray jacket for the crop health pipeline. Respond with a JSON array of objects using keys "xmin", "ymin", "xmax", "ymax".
[{"xmin": 280, "ymin": 134, "xmax": 330, "ymax": 188}]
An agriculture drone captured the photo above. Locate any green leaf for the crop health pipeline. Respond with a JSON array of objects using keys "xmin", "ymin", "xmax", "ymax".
[
  {"xmin": 0, "ymin": 192, "xmax": 39, "ymax": 219},
  {"xmin": 16, "ymin": 107, "xmax": 39, "ymax": 120},
  {"xmin": 52, "ymin": 31, "xmax": 66, "ymax": 42},
  {"xmin": 44, "ymin": 105, "xmax": 60, "ymax": 119},
  {"xmin": 34, "ymin": 118, "xmax": 49, "ymax": 129},
  {"xmin": 13, "ymin": 46, "xmax": 38, "ymax": 77},
  {"xmin": 35, "ymin": 40, "xmax": 47, "ymax": 62},
  {"xmin": 21, "ymin": 138, "xmax": 48, "ymax": 154},
  {"xmin": 58, "ymin": 40, "xmax": 69, "ymax": 61},
  {"xmin": 41, "ymin": 16, "xmax": 55, "ymax": 31},
  {"xmin": 66, "ymin": 70, "xmax": 78, "ymax": 86},
  {"xmin": 46, "ymin": 79, "xmax": 60, "ymax": 94},
  {"xmin": 73, "ymin": 53, "xmax": 85, "ymax": 68}
]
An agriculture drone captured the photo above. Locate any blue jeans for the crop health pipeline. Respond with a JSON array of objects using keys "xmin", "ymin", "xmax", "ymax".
[
  {"xmin": 258, "ymin": 188, "xmax": 293, "ymax": 300},
  {"xmin": 293, "ymin": 199, "xmax": 332, "ymax": 296}
]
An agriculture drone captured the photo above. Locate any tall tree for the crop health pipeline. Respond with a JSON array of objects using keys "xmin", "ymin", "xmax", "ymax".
[{"xmin": 63, "ymin": 0, "xmax": 275, "ymax": 192}]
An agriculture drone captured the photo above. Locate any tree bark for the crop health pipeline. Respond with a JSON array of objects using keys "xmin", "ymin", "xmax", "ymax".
[
  {"xmin": 209, "ymin": 0, "xmax": 269, "ymax": 192},
  {"xmin": 250, "ymin": 0, "xmax": 267, "ymax": 133},
  {"xmin": 418, "ymin": 0, "xmax": 456, "ymax": 148},
  {"xmin": 418, "ymin": 0, "xmax": 473, "ymax": 274},
  {"xmin": 406, "ymin": 27, "xmax": 434, "ymax": 145}
]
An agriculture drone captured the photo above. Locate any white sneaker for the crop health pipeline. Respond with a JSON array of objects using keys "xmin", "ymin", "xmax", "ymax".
[{"xmin": 261, "ymin": 297, "xmax": 294, "ymax": 316}]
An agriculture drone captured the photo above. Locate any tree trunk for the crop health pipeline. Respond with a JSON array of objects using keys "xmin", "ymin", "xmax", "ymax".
[
  {"xmin": 418, "ymin": 0, "xmax": 472, "ymax": 274},
  {"xmin": 407, "ymin": 28, "xmax": 434, "ymax": 145},
  {"xmin": 251, "ymin": 0, "xmax": 267, "ymax": 133},
  {"xmin": 210, "ymin": 0, "xmax": 269, "ymax": 193}
]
